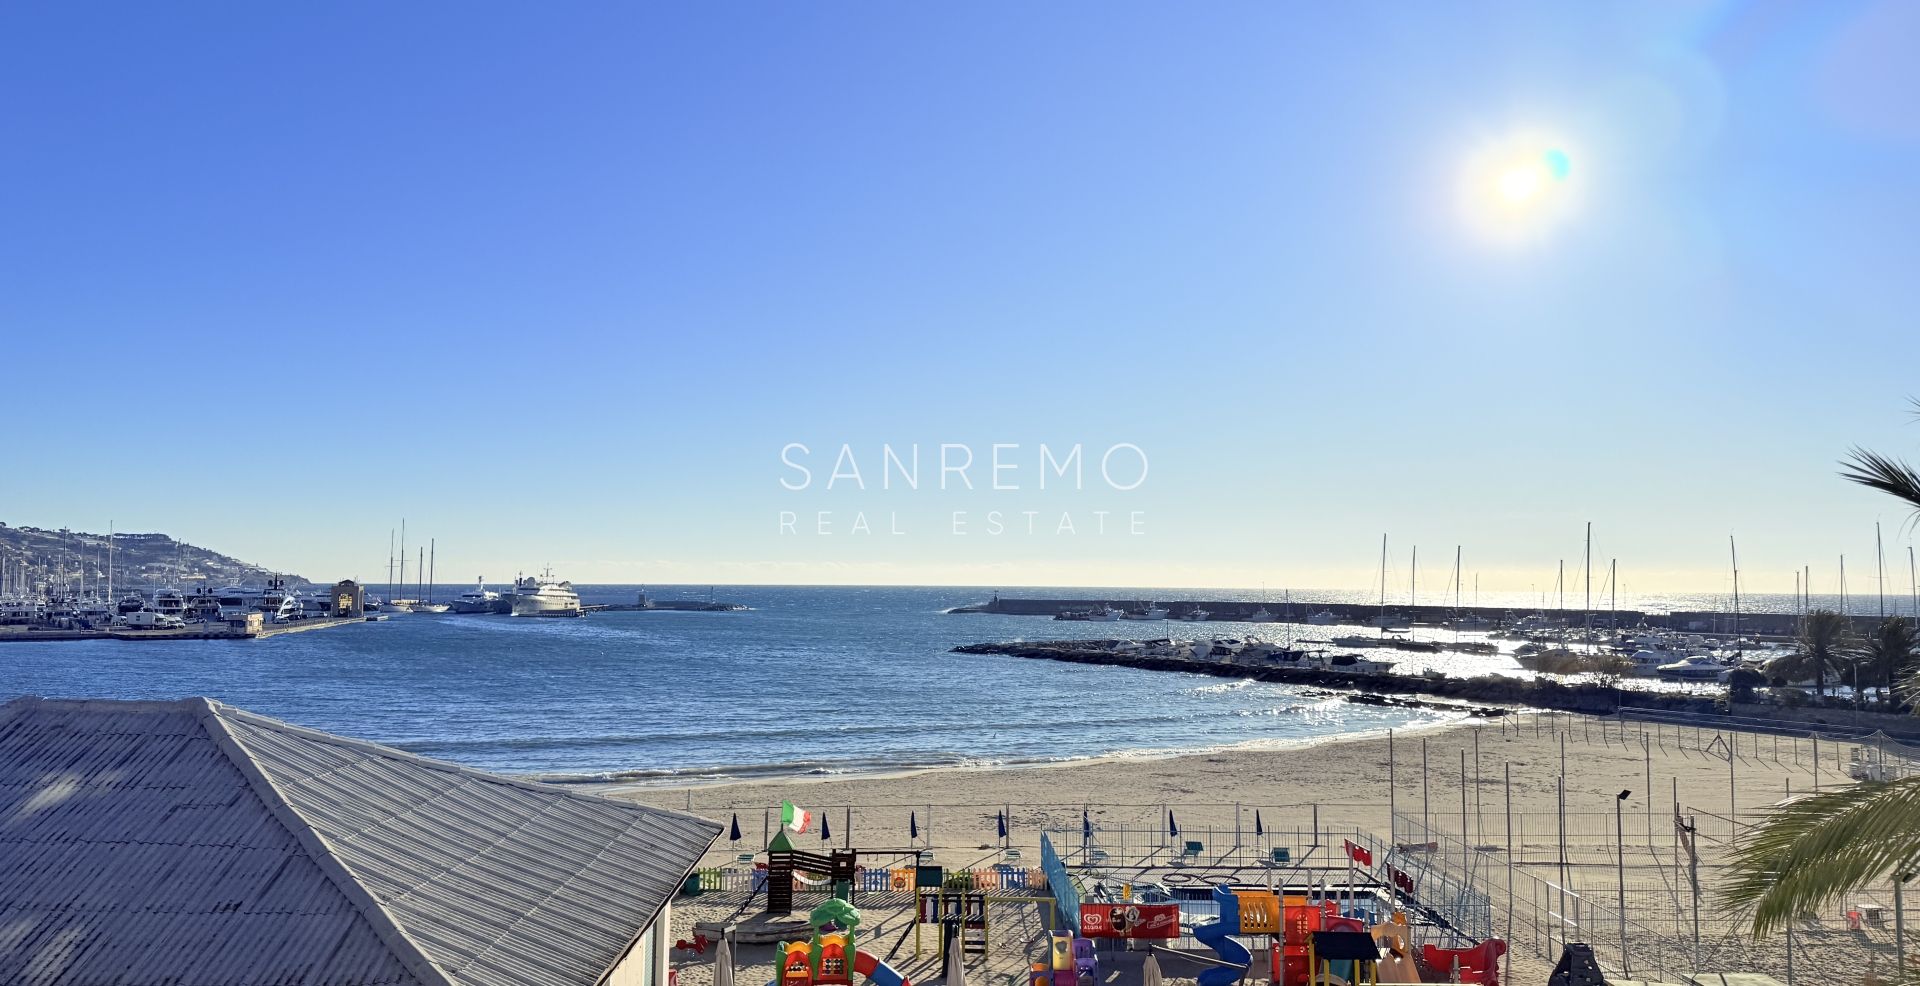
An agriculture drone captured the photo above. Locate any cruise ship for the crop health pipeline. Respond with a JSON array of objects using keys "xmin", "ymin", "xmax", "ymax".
[{"xmin": 510, "ymin": 569, "xmax": 583, "ymax": 618}]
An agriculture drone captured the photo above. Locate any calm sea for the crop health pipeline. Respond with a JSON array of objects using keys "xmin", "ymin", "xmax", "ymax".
[{"xmin": 0, "ymin": 584, "xmax": 1853, "ymax": 783}]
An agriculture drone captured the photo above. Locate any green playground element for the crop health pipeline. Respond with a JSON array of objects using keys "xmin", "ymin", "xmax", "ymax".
[{"xmin": 804, "ymin": 899, "xmax": 864, "ymax": 979}]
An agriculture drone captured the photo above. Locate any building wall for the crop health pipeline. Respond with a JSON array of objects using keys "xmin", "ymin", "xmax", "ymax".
[{"xmin": 604, "ymin": 903, "xmax": 667, "ymax": 986}]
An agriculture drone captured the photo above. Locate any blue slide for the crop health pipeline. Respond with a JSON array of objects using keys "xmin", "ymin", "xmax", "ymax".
[{"xmin": 1192, "ymin": 886, "xmax": 1252, "ymax": 986}]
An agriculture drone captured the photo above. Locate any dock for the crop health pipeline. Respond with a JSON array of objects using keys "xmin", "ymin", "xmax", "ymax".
[{"xmin": 0, "ymin": 615, "xmax": 371, "ymax": 643}]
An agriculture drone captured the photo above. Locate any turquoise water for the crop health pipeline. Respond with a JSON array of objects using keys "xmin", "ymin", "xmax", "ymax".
[{"xmin": 0, "ymin": 585, "xmax": 1468, "ymax": 782}]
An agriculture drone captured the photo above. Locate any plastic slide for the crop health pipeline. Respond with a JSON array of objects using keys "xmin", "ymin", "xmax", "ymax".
[
  {"xmin": 1193, "ymin": 886, "xmax": 1253, "ymax": 986},
  {"xmin": 853, "ymin": 949, "xmax": 912, "ymax": 986}
]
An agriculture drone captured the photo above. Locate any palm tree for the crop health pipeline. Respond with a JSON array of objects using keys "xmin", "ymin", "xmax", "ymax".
[
  {"xmin": 1726, "ymin": 404, "xmax": 1920, "ymax": 931},
  {"xmin": 1865, "ymin": 617, "xmax": 1917, "ymax": 703},
  {"xmin": 1766, "ymin": 608, "xmax": 1851, "ymax": 697}
]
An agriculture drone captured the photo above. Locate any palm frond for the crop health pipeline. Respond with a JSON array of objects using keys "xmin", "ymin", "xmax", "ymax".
[
  {"xmin": 1842, "ymin": 446, "xmax": 1920, "ymax": 513},
  {"xmin": 1722, "ymin": 778, "xmax": 1920, "ymax": 935}
]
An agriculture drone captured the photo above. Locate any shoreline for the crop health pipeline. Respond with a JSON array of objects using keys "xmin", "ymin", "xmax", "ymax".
[{"xmin": 570, "ymin": 711, "xmax": 1485, "ymax": 797}]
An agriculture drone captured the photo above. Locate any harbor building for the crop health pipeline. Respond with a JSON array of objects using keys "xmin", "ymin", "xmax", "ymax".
[{"xmin": 0, "ymin": 696, "xmax": 722, "ymax": 986}]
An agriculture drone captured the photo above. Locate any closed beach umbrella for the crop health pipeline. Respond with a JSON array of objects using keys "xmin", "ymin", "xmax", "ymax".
[
  {"xmin": 1082, "ymin": 808, "xmax": 1093, "ymax": 841},
  {"xmin": 945, "ymin": 938, "xmax": 967, "ymax": 986},
  {"xmin": 714, "ymin": 934, "xmax": 736, "ymax": 986},
  {"xmin": 997, "ymin": 811, "xmax": 1007, "ymax": 839},
  {"xmin": 822, "ymin": 813, "xmax": 832, "ymax": 841},
  {"xmin": 1168, "ymin": 810, "xmax": 1179, "ymax": 837},
  {"xmin": 911, "ymin": 811, "xmax": 919, "ymax": 840},
  {"xmin": 1255, "ymin": 811, "xmax": 1264, "ymax": 837},
  {"xmin": 729, "ymin": 813, "xmax": 742, "ymax": 842},
  {"xmin": 1142, "ymin": 953, "xmax": 1164, "ymax": 986}
]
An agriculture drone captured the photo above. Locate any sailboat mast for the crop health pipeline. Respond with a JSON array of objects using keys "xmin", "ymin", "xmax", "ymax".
[
  {"xmin": 1454, "ymin": 546, "xmax": 1462, "ymax": 610},
  {"xmin": 417, "ymin": 547, "xmax": 424, "ymax": 602},
  {"xmin": 1877, "ymin": 522, "xmax": 1887, "ymax": 619},
  {"xmin": 399, "ymin": 520, "xmax": 407, "ymax": 603},
  {"xmin": 1409, "ymin": 545, "xmax": 1417, "ymax": 608},
  {"xmin": 387, "ymin": 529, "xmax": 395, "ymax": 604},
  {"xmin": 1583, "ymin": 522, "xmax": 1592, "ymax": 648},
  {"xmin": 427, "ymin": 539, "xmax": 436, "ymax": 605},
  {"xmin": 1378, "ymin": 533, "xmax": 1388, "ymax": 629},
  {"xmin": 106, "ymin": 520, "xmax": 114, "ymax": 610},
  {"xmin": 1911, "ymin": 546, "xmax": 1917, "ymax": 620},
  {"xmin": 1609, "ymin": 558, "xmax": 1617, "ymax": 630},
  {"xmin": 1729, "ymin": 535, "xmax": 1741, "ymax": 649}
]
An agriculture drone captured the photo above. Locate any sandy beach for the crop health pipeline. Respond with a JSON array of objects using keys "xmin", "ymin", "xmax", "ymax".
[{"xmin": 623, "ymin": 712, "xmax": 1907, "ymax": 986}]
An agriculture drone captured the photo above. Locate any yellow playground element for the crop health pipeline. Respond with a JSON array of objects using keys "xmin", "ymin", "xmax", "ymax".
[{"xmin": 1229, "ymin": 889, "xmax": 1283, "ymax": 934}]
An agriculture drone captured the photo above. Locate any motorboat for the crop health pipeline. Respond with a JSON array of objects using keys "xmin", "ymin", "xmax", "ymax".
[
  {"xmin": 1245, "ymin": 607, "xmax": 1276, "ymax": 623},
  {"xmin": 450, "ymin": 579, "xmax": 502, "ymax": 614},
  {"xmin": 1656, "ymin": 654, "xmax": 1730, "ymax": 681},
  {"xmin": 1121, "ymin": 604, "xmax": 1170, "ymax": 620},
  {"xmin": 1306, "ymin": 610, "xmax": 1339, "ymax": 625}
]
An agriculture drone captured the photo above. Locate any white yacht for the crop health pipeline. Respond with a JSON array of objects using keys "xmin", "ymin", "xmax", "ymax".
[
  {"xmin": 1121, "ymin": 604, "xmax": 1170, "ymax": 620},
  {"xmin": 1306, "ymin": 610, "xmax": 1339, "ymax": 625},
  {"xmin": 450, "ymin": 579, "xmax": 502, "ymax": 614},
  {"xmin": 1084, "ymin": 605, "xmax": 1123, "ymax": 622},
  {"xmin": 257, "ymin": 579, "xmax": 302, "ymax": 622},
  {"xmin": 1656, "ymin": 654, "xmax": 1730, "ymax": 681},
  {"xmin": 1245, "ymin": 607, "xmax": 1276, "ymax": 623},
  {"xmin": 510, "ymin": 569, "xmax": 583, "ymax": 618},
  {"xmin": 1181, "ymin": 606, "xmax": 1210, "ymax": 621},
  {"xmin": 153, "ymin": 589, "xmax": 187, "ymax": 620},
  {"xmin": 216, "ymin": 584, "xmax": 259, "ymax": 620}
]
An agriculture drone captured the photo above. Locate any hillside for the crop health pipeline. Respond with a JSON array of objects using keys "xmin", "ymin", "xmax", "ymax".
[{"xmin": 0, "ymin": 524, "xmax": 311, "ymax": 593}]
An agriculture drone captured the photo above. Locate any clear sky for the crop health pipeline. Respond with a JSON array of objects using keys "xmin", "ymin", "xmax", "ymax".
[{"xmin": 5, "ymin": 1, "xmax": 1920, "ymax": 598}]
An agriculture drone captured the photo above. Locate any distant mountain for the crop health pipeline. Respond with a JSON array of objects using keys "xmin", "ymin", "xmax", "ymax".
[{"xmin": 0, "ymin": 524, "xmax": 311, "ymax": 593}]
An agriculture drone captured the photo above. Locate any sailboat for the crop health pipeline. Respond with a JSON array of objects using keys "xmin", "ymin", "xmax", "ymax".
[
  {"xmin": 1448, "ymin": 546, "xmax": 1491, "ymax": 630},
  {"xmin": 413, "ymin": 539, "xmax": 450, "ymax": 614}
]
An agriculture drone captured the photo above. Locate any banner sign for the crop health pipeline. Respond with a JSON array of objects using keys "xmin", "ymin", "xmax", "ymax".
[
  {"xmin": 1343, "ymin": 839, "xmax": 1374, "ymax": 867},
  {"xmin": 1079, "ymin": 903, "xmax": 1180, "ymax": 939}
]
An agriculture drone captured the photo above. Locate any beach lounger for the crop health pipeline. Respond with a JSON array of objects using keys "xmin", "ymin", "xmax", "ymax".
[{"xmin": 1180, "ymin": 840, "xmax": 1203, "ymax": 860}]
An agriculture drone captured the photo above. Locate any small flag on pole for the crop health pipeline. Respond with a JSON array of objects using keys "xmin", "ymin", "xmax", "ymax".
[
  {"xmin": 996, "ymin": 811, "xmax": 1007, "ymax": 838},
  {"xmin": 781, "ymin": 802, "xmax": 812, "ymax": 833},
  {"xmin": 1254, "ymin": 810, "xmax": 1263, "ymax": 837},
  {"xmin": 910, "ymin": 811, "xmax": 919, "ymax": 840},
  {"xmin": 1168, "ymin": 810, "xmax": 1179, "ymax": 837},
  {"xmin": 821, "ymin": 813, "xmax": 832, "ymax": 840},
  {"xmin": 729, "ymin": 813, "xmax": 742, "ymax": 841}
]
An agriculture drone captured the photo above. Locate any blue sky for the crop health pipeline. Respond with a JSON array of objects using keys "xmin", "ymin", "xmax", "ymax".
[{"xmin": 4, "ymin": 1, "xmax": 1919, "ymax": 596}]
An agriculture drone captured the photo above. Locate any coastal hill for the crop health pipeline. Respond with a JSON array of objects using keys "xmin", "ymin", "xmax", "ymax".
[{"xmin": 0, "ymin": 523, "xmax": 310, "ymax": 591}]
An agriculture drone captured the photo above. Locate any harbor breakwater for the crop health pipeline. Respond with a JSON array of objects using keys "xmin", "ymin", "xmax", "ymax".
[
  {"xmin": 952, "ymin": 639, "xmax": 1719, "ymax": 717},
  {"xmin": 950, "ymin": 597, "xmax": 1832, "ymax": 637}
]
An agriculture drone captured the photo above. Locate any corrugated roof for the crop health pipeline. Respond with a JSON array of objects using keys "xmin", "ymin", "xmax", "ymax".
[{"xmin": 0, "ymin": 696, "xmax": 722, "ymax": 986}]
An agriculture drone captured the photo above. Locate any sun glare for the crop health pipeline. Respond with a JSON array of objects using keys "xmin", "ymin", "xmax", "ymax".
[{"xmin": 1460, "ymin": 133, "xmax": 1578, "ymax": 242}]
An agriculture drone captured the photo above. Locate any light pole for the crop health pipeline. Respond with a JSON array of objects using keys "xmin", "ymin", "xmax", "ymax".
[{"xmin": 1616, "ymin": 789, "xmax": 1632, "ymax": 976}]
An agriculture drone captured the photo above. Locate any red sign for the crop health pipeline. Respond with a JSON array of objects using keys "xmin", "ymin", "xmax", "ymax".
[{"xmin": 1079, "ymin": 903, "xmax": 1180, "ymax": 939}]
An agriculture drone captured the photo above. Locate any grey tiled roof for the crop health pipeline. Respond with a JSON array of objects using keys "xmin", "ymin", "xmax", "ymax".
[{"xmin": 0, "ymin": 696, "xmax": 722, "ymax": 986}]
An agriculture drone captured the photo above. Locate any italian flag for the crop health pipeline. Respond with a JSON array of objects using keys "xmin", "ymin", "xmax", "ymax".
[{"xmin": 782, "ymin": 801, "xmax": 813, "ymax": 833}]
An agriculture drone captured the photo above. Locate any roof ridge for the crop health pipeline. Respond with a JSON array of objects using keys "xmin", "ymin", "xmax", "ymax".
[
  {"xmin": 193, "ymin": 697, "xmax": 457, "ymax": 986},
  {"xmin": 205, "ymin": 697, "xmax": 721, "ymax": 829}
]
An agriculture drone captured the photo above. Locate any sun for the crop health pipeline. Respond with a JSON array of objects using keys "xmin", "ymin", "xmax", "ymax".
[
  {"xmin": 1496, "ymin": 163, "xmax": 1547, "ymax": 206},
  {"xmin": 1460, "ymin": 134, "xmax": 1578, "ymax": 240}
]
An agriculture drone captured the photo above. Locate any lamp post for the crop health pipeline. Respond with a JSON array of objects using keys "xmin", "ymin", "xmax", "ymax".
[{"xmin": 1617, "ymin": 789, "xmax": 1632, "ymax": 976}]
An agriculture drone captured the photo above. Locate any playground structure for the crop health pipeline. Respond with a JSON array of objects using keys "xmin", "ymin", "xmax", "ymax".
[
  {"xmin": 1030, "ymin": 931, "xmax": 1097, "ymax": 986},
  {"xmin": 776, "ymin": 899, "xmax": 913, "ymax": 986}
]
